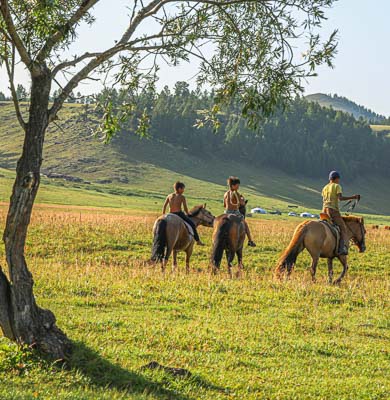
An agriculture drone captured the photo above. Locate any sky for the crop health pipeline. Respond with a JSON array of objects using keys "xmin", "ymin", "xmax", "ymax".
[{"xmin": 1, "ymin": 0, "xmax": 389, "ymax": 116}]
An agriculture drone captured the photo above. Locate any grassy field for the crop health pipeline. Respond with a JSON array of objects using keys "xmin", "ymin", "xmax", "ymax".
[
  {"xmin": 0, "ymin": 102, "xmax": 389, "ymax": 399},
  {"xmin": 0, "ymin": 202, "xmax": 389, "ymax": 400}
]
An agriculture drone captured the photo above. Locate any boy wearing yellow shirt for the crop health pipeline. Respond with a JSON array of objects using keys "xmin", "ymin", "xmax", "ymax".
[{"xmin": 322, "ymin": 171, "xmax": 360, "ymax": 255}]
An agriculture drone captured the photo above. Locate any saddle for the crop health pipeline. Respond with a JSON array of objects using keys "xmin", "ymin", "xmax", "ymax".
[
  {"xmin": 320, "ymin": 213, "xmax": 340, "ymax": 255},
  {"xmin": 166, "ymin": 213, "xmax": 194, "ymax": 237}
]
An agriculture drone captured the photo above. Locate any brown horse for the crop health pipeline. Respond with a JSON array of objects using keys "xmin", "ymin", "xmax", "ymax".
[
  {"xmin": 275, "ymin": 216, "xmax": 366, "ymax": 284},
  {"xmin": 151, "ymin": 205, "xmax": 214, "ymax": 272},
  {"xmin": 210, "ymin": 214, "xmax": 246, "ymax": 277}
]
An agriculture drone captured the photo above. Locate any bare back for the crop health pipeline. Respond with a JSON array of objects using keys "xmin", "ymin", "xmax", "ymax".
[
  {"xmin": 165, "ymin": 193, "xmax": 187, "ymax": 213},
  {"xmin": 224, "ymin": 190, "xmax": 241, "ymax": 211}
]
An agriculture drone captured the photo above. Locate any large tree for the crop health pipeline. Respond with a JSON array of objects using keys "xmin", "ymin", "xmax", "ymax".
[{"xmin": 0, "ymin": 0, "xmax": 337, "ymax": 359}]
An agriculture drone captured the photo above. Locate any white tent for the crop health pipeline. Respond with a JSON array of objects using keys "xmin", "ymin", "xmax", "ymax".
[{"xmin": 251, "ymin": 207, "xmax": 267, "ymax": 214}]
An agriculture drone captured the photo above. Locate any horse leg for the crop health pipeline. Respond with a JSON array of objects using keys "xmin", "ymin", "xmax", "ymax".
[
  {"xmin": 310, "ymin": 255, "xmax": 320, "ymax": 282},
  {"xmin": 172, "ymin": 250, "xmax": 178, "ymax": 273},
  {"xmin": 225, "ymin": 250, "xmax": 233, "ymax": 278},
  {"xmin": 334, "ymin": 255, "xmax": 348, "ymax": 285},
  {"xmin": 327, "ymin": 258, "xmax": 334, "ymax": 284},
  {"xmin": 185, "ymin": 248, "xmax": 192, "ymax": 274},
  {"xmin": 286, "ymin": 263, "xmax": 294, "ymax": 279},
  {"xmin": 236, "ymin": 247, "xmax": 244, "ymax": 278},
  {"xmin": 162, "ymin": 247, "xmax": 172, "ymax": 273}
]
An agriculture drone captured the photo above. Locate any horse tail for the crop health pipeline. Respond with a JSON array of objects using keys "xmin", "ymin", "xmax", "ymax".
[
  {"xmin": 211, "ymin": 217, "xmax": 231, "ymax": 269},
  {"xmin": 151, "ymin": 219, "xmax": 168, "ymax": 262},
  {"xmin": 275, "ymin": 222, "xmax": 308, "ymax": 277}
]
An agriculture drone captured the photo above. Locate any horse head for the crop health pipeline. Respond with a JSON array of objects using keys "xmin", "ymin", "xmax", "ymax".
[
  {"xmin": 189, "ymin": 204, "xmax": 215, "ymax": 227},
  {"xmin": 238, "ymin": 198, "xmax": 248, "ymax": 218},
  {"xmin": 346, "ymin": 216, "xmax": 366, "ymax": 253}
]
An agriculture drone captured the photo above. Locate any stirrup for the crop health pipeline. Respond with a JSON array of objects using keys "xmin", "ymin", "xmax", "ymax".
[{"xmin": 338, "ymin": 246, "xmax": 348, "ymax": 256}]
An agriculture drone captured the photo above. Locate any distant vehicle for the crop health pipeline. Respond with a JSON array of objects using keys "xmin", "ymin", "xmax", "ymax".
[
  {"xmin": 311, "ymin": 214, "xmax": 320, "ymax": 219},
  {"xmin": 288, "ymin": 212, "xmax": 297, "ymax": 217},
  {"xmin": 269, "ymin": 210, "xmax": 282, "ymax": 215},
  {"xmin": 300, "ymin": 212, "xmax": 312, "ymax": 218},
  {"xmin": 251, "ymin": 207, "xmax": 267, "ymax": 214}
]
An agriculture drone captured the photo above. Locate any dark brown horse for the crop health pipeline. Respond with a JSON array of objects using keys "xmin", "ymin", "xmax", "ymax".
[
  {"xmin": 151, "ymin": 205, "xmax": 214, "ymax": 272},
  {"xmin": 210, "ymin": 214, "xmax": 246, "ymax": 277},
  {"xmin": 275, "ymin": 216, "xmax": 366, "ymax": 284}
]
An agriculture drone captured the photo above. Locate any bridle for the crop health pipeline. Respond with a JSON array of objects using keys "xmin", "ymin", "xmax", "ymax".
[
  {"xmin": 190, "ymin": 208, "xmax": 214, "ymax": 226},
  {"xmin": 346, "ymin": 218, "xmax": 366, "ymax": 252},
  {"xmin": 200, "ymin": 209, "xmax": 215, "ymax": 226}
]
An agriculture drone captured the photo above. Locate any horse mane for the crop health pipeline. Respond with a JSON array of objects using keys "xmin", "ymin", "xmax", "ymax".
[
  {"xmin": 342, "ymin": 216, "xmax": 364, "ymax": 224},
  {"xmin": 189, "ymin": 205, "xmax": 203, "ymax": 217}
]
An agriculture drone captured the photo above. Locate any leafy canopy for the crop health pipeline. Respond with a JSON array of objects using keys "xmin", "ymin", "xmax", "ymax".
[{"xmin": 0, "ymin": 0, "xmax": 337, "ymax": 137}]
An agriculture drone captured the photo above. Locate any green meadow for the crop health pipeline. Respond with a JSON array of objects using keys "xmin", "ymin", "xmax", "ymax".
[
  {"xmin": 0, "ymin": 199, "xmax": 389, "ymax": 399},
  {"xmin": 0, "ymin": 103, "xmax": 389, "ymax": 399}
]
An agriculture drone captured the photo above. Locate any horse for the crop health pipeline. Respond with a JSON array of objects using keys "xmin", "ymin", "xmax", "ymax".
[
  {"xmin": 275, "ymin": 216, "xmax": 366, "ymax": 284},
  {"xmin": 151, "ymin": 204, "xmax": 214, "ymax": 272},
  {"xmin": 210, "ymin": 213, "xmax": 246, "ymax": 277}
]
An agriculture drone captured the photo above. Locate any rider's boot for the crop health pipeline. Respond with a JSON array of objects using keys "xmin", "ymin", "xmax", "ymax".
[{"xmin": 338, "ymin": 239, "xmax": 348, "ymax": 256}]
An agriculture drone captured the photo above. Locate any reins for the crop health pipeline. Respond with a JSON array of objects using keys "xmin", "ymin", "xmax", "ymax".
[{"xmin": 342, "ymin": 198, "xmax": 360, "ymax": 215}]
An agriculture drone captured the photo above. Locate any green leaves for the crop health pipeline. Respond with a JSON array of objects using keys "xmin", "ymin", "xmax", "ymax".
[
  {"xmin": 3, "ymin": 0, "xmax": 93, "ymax": 57},
  {"xmin": 2, "ymin": 0, "xmax": 338, "ymax": 138},
  {"xmin": 95, "ymin": 100, "xmax": 134, "ymax": 144}
]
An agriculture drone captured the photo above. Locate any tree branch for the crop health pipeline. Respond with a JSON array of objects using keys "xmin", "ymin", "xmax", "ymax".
[
  {"xmin": 4, "ymin": 42, "xmax": 26, "ymax": 131},
  {"xmin": 0, "ymin": 0, "xmax": 32, "ymax": 69},
  {"xmin": 48, "ymin": 0, "xmax": 333, "ymax": 122},
  {"xmin": 52, "ymin": 51, "xmax": 102, "ymax": 76},
  {"xmin": 36, "ymin": 0, "xmax": 101, "ymax": 62}
]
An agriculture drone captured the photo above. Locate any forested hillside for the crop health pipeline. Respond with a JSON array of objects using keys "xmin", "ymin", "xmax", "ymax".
[
  {"xmin": 99, "ymin": 83, "xmax": 390, "ymax": 179},
  {"xmin": 2, "ymin": 99, "xmax": 390, "ymax": 215}
]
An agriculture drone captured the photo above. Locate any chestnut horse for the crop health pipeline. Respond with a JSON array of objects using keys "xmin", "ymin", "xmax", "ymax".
[
  {"xmin": 151, "ymin": 205, "xmax": 214, "ymax": 272},
  {"xmin": 275, "ymin": 216, "xmax": 366, "ymax": 284},
  {"xmin": 210, "ymin": 214, "xmax": 246, "ymax": 277}
]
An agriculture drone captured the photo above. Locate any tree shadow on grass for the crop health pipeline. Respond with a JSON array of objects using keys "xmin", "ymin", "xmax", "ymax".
[
  {"xmin": 68, "ymin": 341, "xmax": 191, "ymax": 399},
  {"xmin": 68, "ymin": 341, "xmax": 227, "ymax": 399}
]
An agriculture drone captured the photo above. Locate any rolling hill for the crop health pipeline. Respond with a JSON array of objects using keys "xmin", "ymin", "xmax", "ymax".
[
  {"xmin": 1, "ymin": 102, "xmax": 390, "ymax": 216},
  {"xmin": 305, "ymin": 93, "xmax": 386, "ymax": 122}
]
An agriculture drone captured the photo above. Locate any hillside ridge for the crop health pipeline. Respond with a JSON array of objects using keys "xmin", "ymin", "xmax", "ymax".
[{"xmin": 305, "ymin": 93, "xmax": 386, "ymax": 121}]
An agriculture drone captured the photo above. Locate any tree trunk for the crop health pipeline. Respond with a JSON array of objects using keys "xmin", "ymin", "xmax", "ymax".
[{"xmin": 0, "ymin": 66, "xmax": 71, "ymax": 359}]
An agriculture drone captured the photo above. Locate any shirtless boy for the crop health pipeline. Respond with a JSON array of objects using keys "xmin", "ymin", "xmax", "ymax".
[
  {"xmin": 224, "ymin": 176, "xmax": 256, "ymax": 247},
  {"xmin": 162, "ymin": 181, "xmax": 204, "ymax": 245}
]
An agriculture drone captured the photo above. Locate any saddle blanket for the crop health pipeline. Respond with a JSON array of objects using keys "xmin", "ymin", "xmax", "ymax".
[
  {"xmin": 320, "ymin": 220, "xmax": 340, "ymax": 255},
  {"xmin": 166, "ymin": 213, "xmax": 194, "ymax": 237}
]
